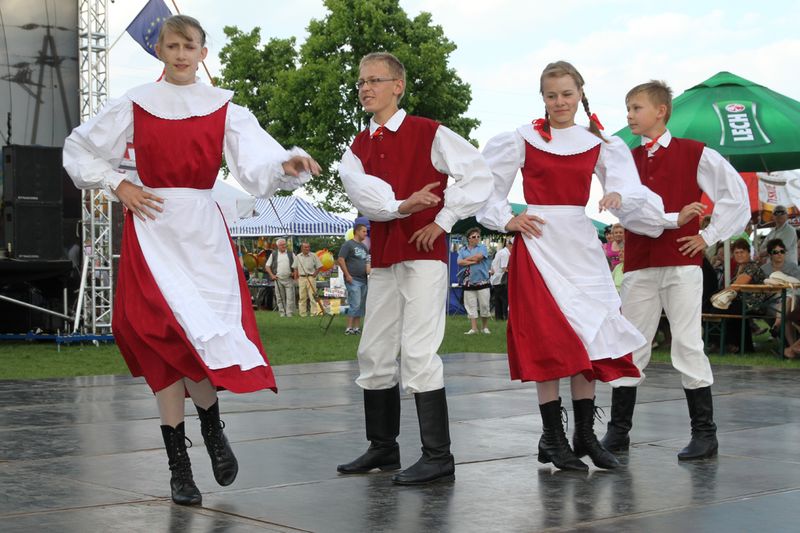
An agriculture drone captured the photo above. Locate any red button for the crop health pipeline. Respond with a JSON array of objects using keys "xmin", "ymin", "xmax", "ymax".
[{"xmin": 380, "ymin": 154, "xmax": 385, "ymax": 159}]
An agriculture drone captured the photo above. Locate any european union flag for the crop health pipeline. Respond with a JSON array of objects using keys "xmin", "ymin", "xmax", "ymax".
[{"xmin": 125, "ymin": 0, "xmax": 173, "ymax": 58}]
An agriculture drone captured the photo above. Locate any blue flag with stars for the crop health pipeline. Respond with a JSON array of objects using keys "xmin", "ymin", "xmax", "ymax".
[{"xmin": 125, "ymin": 0, "xmax": 173, "ymax": 58}]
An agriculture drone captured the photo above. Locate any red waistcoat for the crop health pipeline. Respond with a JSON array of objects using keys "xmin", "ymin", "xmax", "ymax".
[
  {"xmin": 133, "ymin": 103, "xmax": 227, "ymax": 189},
  {"xmin": 350, "ymin": 116, "xmax": 448, "ymax": 268},
  {"xmin": 522, "ymin": 143, "xmax": 600, "ymax": 205},
  {"xmin": 624, "ymin": 137, "xmax": 705, "ymax": 272}
]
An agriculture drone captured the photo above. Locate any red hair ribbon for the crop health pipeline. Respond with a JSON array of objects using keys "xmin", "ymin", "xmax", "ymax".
[
  {"xmin": 589, "ymin": 113, "xmax": 605, "ymax": 131},
  {"xmin": 532, "ymin": 118, "xmax": 552, "ymax": 141},
  {"xmin": 371, "ymin": 125, "xmax": 386, "ymax": 139}
]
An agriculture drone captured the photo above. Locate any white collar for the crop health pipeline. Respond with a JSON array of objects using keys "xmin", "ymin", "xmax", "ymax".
[
  {"xmin": 517, "ymin": 123, "xmax": 603, "ymax": 156},
  {"xmin": 641, "ymin": 129, "xmax": 673, "ymax": 152},
  {"xmin": 126, "ymin": 79, "xmax": 234, "ymax": 120},
  {"xmin": 369, "ymin": 109, "xmax": 407, "ymax": 135}
]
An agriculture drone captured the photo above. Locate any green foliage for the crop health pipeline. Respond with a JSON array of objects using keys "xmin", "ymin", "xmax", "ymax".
[{"xmin": 216, "ymin": 0, "xmax": 479, "ymax": 211}]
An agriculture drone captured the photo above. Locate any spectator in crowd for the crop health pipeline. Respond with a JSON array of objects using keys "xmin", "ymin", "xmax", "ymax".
[
  {"xmin": 724, "ymin": 238, "xmax": 766, "ymax": 353},
  {"xmin": 293, "ymin": 242, "xmax": 323, "ymax": 317},
  {"xmin": 759, "ymin": 238, "xmax": 800, "ymax": 337},
  {"xmin": 759, "ymin": 205, "xmax": 797, "ymax": 265},
  {"xmin": 458, "ymin": 228, "xmax": 492, "ymax": 334},
  {"xmin": 490, "ymin": 237, "xmax": 512, "ymax": 320},
  {"xmin": 761, "ymin": 238, "xmax": 800, "ymax": 278},
  {"xmin": 265, "ymin": 238, "xmax": 295, "ymax": 317},
  {"xmin": 338, "ymin": 223, "xmax": 371, "ymax": 335},
  {"xmin": 603, "ymin": 223, "xmax": 624, "ymax": 269}
]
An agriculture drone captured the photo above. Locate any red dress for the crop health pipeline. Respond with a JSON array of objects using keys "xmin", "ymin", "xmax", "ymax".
[
  {"xmin": 505, "ymin": 139, "xmax": 641, "ymax": 383},
  {"xmin": 112, "ymin": 103, "xmax": 277, "ymax": 394}
]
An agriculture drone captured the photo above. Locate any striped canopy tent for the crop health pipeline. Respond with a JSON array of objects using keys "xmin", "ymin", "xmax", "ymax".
[{"xmin": 228, "ymin": 196, "xmax": 353, "ymax": 237}]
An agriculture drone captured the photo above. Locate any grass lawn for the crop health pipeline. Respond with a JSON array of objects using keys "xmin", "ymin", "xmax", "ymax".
[{"xmin": 0, "ymin": 311, "xmax": 797, "ymax": 380}]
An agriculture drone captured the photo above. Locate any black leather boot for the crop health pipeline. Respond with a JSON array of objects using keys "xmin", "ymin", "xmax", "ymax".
[
  {"xmin": 537, "ymin": 398, "xmax": 588, "ymax": 471},
  {"xmin": 600, "ymin": 386, "xmax": 637, "ymax": 452},
  {"xmin": 161, "ymin": 422, "xmax": 202, "ymax": 506},
  {"xmin": 195, "ymin": 400, "xmax": 238, "ymax": 486},
  {"xmin": 392, "ymin": 388, "xmax": 455, "ymax": 485},
  {"xmin": 678, "ymin": 387, "xmax": 719, "ymax": 460},
  {"xmin": 572, "ymin": 398, "xmax": 620, "ymax": 469},
  {"xmin": 337, "ymin": 384, "xmax": 401, "ymax": 474}
]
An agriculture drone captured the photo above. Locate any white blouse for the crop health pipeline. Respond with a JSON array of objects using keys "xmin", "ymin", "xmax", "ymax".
[
  {"xmin": 63, "ymin": 80, "xmax": 311, "ymax": 198},
  {"xmin": 477, "ymin": 124, "xmax": 670, "ymax": 238},
  {"xmin": 338, "ymin": 109, "xmax": 493, "ymax": 233}
]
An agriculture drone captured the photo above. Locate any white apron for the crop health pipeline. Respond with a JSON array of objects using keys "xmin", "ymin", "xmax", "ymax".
[
  {"xmin": 521, "ymin": 204, "xmax": 646, "ymax": 360},
  {"xmin": 133, "ymin": 187, "xmax": 266, "ymax": 370}
]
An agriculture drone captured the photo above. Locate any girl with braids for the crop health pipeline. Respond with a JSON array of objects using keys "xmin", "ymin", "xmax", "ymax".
[
  {"xmin": 64, "ymin": 15, "xmax": 319, "ymax": 505},
  {"xmin": 477, "ymin": 61, "xmax": 672, "ymax": 471}
]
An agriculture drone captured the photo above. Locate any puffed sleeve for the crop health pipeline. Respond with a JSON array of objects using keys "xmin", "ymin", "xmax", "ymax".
[
  {"xmin": 596, "ymin": 136, "xmax": 670, "ymax": 238},
  {"xmin": 697, "ymin": 147, "xmax": 750, "ymax": 246},
  {"xmin": 429, "ymin": 126, "xmax": 494, "ymax": 232},
  {"xmin": 338, "ymin": 147, "xmax": 409, "ymax": 222},
  {"xmin": 224, "ymin": 103, "xmax": 312, "ymax": 198},
  {"xmin": 476, "ymin": 131, "xmax": 525, "ymax": 233},
  {"xmin": 63, "ymin": 96, "xmax": 134, "ymax": 197}
]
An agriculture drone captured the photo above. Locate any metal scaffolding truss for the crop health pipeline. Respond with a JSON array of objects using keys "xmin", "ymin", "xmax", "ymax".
[{"xmin": 78, "ymin": 0, "xmax": 113, "ymax": 334}]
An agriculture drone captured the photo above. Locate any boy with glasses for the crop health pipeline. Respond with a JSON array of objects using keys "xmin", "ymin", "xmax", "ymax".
[
  {"xmin": 336, "ymin": 52, "xmax": 492, "ymax": 484},
  {"xmin": 458, "ymin": 228, "xmax": 492, "ymax": 334}
]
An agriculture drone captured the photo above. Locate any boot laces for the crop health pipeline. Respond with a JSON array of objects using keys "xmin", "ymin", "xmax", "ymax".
[
  {"xmin": 593, "ymin": 406, "xmax": 605, "ymax": 423},
  {"xmin": 171, "ymin": 435, "xmax": 194, "ymax": 482},
  {"xmin": 561, "ymin": 407, "xmax": 569, "ymax": 432}
]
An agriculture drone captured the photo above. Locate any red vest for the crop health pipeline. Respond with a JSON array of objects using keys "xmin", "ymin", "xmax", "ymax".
[
  {"xmin": 350, "ymin": 115, "xmax": 448, "ymax": 268},
  {"xmin": 522, "ymin": 143, "xmax": 599, "ymax": 205},
  {"xmin": 133, "ymin": 103, "xmax": 227, "ymax": 189},
  {"xmin": 624, "ymin": 137, "xmax": 705, "ymax": 272}
]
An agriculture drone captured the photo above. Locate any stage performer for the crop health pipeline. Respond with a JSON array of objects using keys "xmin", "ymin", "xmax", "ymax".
[
  {"xmin": 63, "ymin": 15, "xmax": 320, "ymax": 505},
  {"xmin": 477, "ymin": 61, "xmax": 675, "ymax": 471},
  {"xmin": 336, "ymin": 52, "xmax": 493, "ymax": 485},
  {"xmin": 601, "ymin": 80, "xmax": 749, "ymax": 460}
]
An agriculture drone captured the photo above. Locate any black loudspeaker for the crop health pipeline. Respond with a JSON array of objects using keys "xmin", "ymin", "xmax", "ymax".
[{"xmin": 2, "ymin": 145, "xmax": 64, "ymax": 259}]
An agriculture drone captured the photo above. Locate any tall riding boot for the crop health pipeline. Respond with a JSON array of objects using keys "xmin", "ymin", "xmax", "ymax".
[
  {"xmin": 537, "ymin": 398, "xmax": 588, "ymax": 471},
  {"xmin": 195, "ymin": 400, "xmax": 238, "ymax": 486},
  {"xmin": 572, "ymin": 398, "xmax": 620, "ymax": 469},
  {"xmin": 337, "ymin": 384, "xmax": 401, "ymax": 474},
  {"xmin": 678, "ymin": 387, "xmax": 719, "ymax": 460},
  {"xmin": 392, "ymin": 388, "xmax": 455, "ymax": 485},
  {"xmin": 600, "ymin": 386, "xmax": 637, "ymax": 452},
  {"xmin": 161, "ymin": 422, "xmax": 202, "ymax": 506}
]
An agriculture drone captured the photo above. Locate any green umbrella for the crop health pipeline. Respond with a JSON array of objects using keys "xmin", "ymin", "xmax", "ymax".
[{"xmin": 615, "ymin": 72, "xmax": 800, "ymax": 172}]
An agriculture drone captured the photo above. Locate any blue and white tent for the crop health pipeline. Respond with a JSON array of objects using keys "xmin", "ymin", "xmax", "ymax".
[{"xmin": 228, "ymin": 196, "xmax": 353, "ymax": 237}]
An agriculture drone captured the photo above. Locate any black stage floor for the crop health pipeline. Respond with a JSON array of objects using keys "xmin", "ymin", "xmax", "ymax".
[{"xmin": 1, "ymin": 354, "xmax": 799, "ymax": 532}]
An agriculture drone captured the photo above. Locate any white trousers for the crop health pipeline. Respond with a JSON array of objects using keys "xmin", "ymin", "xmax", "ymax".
[
  {"xmin": 355, "ymin": 260, "xmax": 447, "ymax": 393},
  {"xmin": 612, "ymin": 266, "xmax": 713, "ymax": 389}
]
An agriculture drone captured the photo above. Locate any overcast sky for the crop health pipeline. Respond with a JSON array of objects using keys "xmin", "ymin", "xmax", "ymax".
[{"xmin": 107, "ymin": 0, "xmax": 800, "ymax": 221}]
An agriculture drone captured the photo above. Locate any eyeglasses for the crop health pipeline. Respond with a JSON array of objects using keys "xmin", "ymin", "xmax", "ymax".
[
  {"xmin": 468, "ymin": 235, "xmax": 480, "ymax": 239},
  {"xmin": 356, "ymin": 77, "xmax": 398, "ymax": 90},
  {"xmin": 770, "ymin": 249, "xmax": 787, "ymax": 255}
]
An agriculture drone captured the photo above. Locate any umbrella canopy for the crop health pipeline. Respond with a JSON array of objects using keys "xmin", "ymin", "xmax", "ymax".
[
  {"xmin": 615, "ymin": 72, "xmax": 800, "ymax": 172},
  {"xmin": 228, "ymin": 196, "xmax": 352, "ymax": 237}
]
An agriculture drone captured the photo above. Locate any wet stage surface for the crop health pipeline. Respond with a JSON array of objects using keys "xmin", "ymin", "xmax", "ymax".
[{"xmin": 1, "ymin": 354, "xmax": 799, "ymax": 532}]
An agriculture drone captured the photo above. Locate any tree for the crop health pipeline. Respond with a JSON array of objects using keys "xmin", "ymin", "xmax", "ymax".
[{"xmin": 217, "ymin": 0, "xmax": 479, "ymax": 211}]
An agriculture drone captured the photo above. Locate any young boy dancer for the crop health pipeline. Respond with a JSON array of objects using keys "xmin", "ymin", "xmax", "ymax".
[
  {"xmin": 337, "ymin": 52, "xmax": 493, "ymax": 484},
  {"xmin": 602, "ymin": 81, "xmax": 750, "ymax": 460}
]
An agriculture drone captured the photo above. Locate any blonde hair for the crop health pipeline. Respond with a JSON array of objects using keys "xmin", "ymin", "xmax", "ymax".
[
  {"xmin": 539, "ymin": 60, "xmax": 604, "ymax": 142},
  {"xmin": 157, "ymin": 14, "xmax": 207, "ymax": 47},
  {"xmin": 626, "ymin": 80, "xmax": 673, "ymax": 123},
  {"xmin": 359, "ymin": 52, "xmax": 406, "ymax": 101}
]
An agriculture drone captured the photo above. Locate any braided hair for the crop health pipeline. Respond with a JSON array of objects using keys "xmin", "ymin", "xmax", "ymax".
[{"xmin": 539, "ymin": 60, "xmax": 606, "ymax": 142}]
